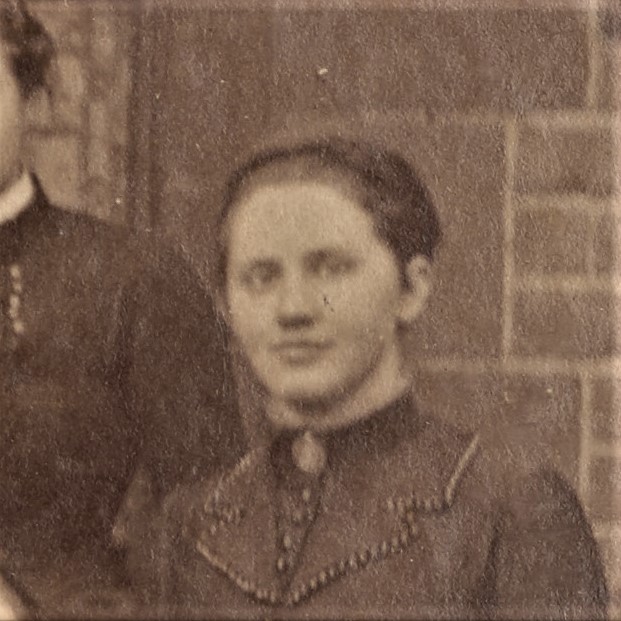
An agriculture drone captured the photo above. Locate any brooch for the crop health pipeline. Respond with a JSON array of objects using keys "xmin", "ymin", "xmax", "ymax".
[{"xmin": 291, "ymin": 431, "xmax": 327, "ymax": 475}]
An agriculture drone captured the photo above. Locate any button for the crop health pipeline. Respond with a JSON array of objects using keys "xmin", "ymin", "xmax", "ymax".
[
  {"xmin": 276, "ymin": 557, "xmax": 287, "ymax": 573},
  {"xmin": 282, "ymin": 533, "xmax": 293, "ymax": 550},
  {"xmin": 302, "ymin": 487, "xmax": 312, "ymax": 503}
]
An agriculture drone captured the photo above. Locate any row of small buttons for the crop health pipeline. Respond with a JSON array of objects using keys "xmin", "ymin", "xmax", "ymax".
[{"xmin": 276, "ymin": 485, "xmax": 316, "ymax": 575}]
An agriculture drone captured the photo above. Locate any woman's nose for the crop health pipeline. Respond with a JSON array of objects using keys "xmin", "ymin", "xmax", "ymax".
[{"xmin": 276, "ymin": 274, "xmax": 318, "ymax": 329}]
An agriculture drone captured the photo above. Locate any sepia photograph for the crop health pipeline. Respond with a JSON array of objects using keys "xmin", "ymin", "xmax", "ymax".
[{"xmin": 0, "ymin": 0, "xmax": 620, "ymax": 618}]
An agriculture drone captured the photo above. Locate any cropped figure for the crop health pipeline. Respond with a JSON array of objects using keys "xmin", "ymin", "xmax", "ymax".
[
  {"xmin": 0, "ymin": 1, "xmax": 240, "ymax": 616},
  {"xmin": 0, "ymin": 568, "xmax": 31, "ymax": 620},
  {"xmin": 142, "ymin": 136, "xmax": 608, "ymax": 620}
]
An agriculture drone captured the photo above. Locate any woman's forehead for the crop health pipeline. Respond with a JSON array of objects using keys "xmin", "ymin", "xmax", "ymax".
[{"xmin": 227, "ymin": 180, "xmax": 380, "ymax": 258}]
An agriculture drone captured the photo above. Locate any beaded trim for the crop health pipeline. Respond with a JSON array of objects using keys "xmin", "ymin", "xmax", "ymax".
[
  {"xmin": 196, "ymin": 433, "xmax": 480, "ymax": 607},
  {"xmin": 211, "ymin": 449, "xmax": 263, "ymax": 508},
  {"xmin": 286, "ymin": 514, "xmax": 420, "ymax": 606},
  {"xmin": 286, "ymin": 433, "xmax": 480, "ymax": 607},
  {"xmin": 195, "ymin": 540, "xmax": 279, "ymax": 605},
  {"xmin": 202, "ymin": 449, "xmax": 262, "ymax": 534},
  {"xmin": 385, "ymin": 433, "xmax": 480, "ymax": 515},
  {"xmin": 445, "ymin": 433, "xmax": 480, "ymax": 505}
]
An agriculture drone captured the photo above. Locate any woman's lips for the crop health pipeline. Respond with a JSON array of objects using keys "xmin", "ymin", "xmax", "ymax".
[{"xmin": 274, "ymin": 340, "xmax": 331, "ymax": 364}]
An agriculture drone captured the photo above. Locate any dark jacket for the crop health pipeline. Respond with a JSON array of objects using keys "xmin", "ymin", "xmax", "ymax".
[
  {"xmin": 142, "ymin": 393, "xmax": 608, "ymax": 620},
  {"xmin": 0, "ymin": 179, "xmax": 242, "ymax": 615}
]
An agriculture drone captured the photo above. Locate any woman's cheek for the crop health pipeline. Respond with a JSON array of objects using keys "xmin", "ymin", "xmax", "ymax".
[{"xmin": 234, "ymin": 296, "xmax": 275, "ymax": 353}]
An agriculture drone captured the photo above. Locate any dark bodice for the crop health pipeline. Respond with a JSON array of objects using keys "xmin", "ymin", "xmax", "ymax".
[
  {"xmin": 0, "ymin": 182, "xmax": 241, "ymax": 612},
  {"xmin": 141, "ymin": 395, "xmax": 608, "ymax": 620},
  {"xmin": 1, "ymin": 190, "xmax": 139, "ymax": 541}
]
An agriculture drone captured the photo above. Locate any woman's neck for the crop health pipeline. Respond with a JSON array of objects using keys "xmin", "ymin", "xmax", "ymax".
[{"xmin": 266, "ymin": 344, "xmax": 410, "ymax": 434}]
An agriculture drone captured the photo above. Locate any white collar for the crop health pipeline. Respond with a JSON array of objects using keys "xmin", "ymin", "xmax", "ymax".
[{"xmin": 0, "ymin": 172, "xmax": 35, "ymax": 227}]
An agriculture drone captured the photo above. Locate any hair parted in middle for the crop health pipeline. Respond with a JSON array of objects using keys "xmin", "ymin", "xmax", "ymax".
[{"xmin": 216, "ymin": 136, "xmax": 441, "ymax": 290}]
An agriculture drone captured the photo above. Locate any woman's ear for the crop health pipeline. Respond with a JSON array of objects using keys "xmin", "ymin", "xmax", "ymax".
[{"xmin": 397, "ymin": 255, "xmax": 432, "ymax": 325}]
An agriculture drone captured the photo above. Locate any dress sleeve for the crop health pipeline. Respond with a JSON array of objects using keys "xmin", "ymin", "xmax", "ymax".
[
  {"xmin": 126, "ymin": 487, "xmax": 184, "ymax": 618},
  {"xmin": 488, "ymin": 467, "xmax": 608, "ymax": 620},
  {"xmin": 122, "ymin": 239, "xmax": 244, "ymax": 496},
  {"xmin": 117, "ymin": 239, "xmax": 246, "ymax": 580}
]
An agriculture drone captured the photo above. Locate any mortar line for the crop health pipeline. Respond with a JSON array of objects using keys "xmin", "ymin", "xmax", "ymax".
[
  {"xmin": 586, "ymin": 0, "xmax": 602, "ymax": 108},
  {"xmin": 418, "ymin": 356, "xmax": 621, "ymax": 377},
  {"xmin": 579, "ymin": 371, "xmax": 594, "ymax": 499},
  {"xmin": 502, "ymin": 120, "xmax": 518, "ymax": 362}
]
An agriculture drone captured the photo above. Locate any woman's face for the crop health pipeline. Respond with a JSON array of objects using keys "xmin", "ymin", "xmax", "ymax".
[
  {"xmin": 225, "ymin": 178, "xmax": 406, "ymax": 409},
  {"xmin": 0, "ymin": 42, "xmax": 24, "ymax": 191}
]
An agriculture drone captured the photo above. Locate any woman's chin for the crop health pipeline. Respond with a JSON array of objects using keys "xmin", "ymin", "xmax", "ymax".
[{"xmin": 275, "ymin": 384, "xmax": 341, "ymax": 412}]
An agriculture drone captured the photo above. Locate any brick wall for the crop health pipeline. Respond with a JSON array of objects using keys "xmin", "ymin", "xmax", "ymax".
[
  {"xmin": 25, "ymin": 0, "xmax": 133, "ymax": 224},
  {"xmin": 21, "ymin": 0, "xmax": 621, "ymax": 614},
  {"xmin": 140, "ymin": 3, "xmax": 621, "ymax": 612},
  {"xmin": 408, "ymin": 6, "xmax": 621, "ymax": 611}
]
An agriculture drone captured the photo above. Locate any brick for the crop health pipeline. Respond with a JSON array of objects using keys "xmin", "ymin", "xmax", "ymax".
[
  {"xmin": 26, "ymin": 133, "xmax": 82, "ymax": 207},
  {"xmin": 514, "ymin": 208, "xmax": 592, "ymax": 274},
  {"xmin": 90, "ymin": 89, "xmax": 129, "ymax": 149},
  {"xmin": 25, "ymin": 92, "xmax": 53, "ymax": 130},
  {"xmin": 411, "ymin": 369, "xmax": 582, "ymax": 484},
  {"xmin": 595, "ymin": 39, "xmax": 619, "ymax": 110},
  {"xmin": 31, "ymin": 4, "xmax": 91, "ymax": 51},
  {"xmin": 515, "ymin": 126, "xmax": 614, "ymax": 196},
  {"xmin": 88, "ymin": 102, "xmax": 108, "ymax": 139},
  {"xmin": 87, "ymin": 137, "xmax": 112, "ymax": 180},
  {"xmin": 596, "ymin": 532, "xmax": 621, "ymax": 603},
  {"xmin": 512, "ymin": 290, "xmax": 615, "ymax": 359},
  {"xmin": 271, "ymin": 9, "xmax": 589, "ymax": 114},
  {"xmin": 108, "ymin": 58, "xmax": 131, "ymax": 147},
  {"xmin": 587, "ymin": 456, "xmax": 621, "ymax": 521},
  {"xmin": 54, "ymin": 53, "xmax": 87, "ymax": 128},
  {"xmin": 591, "ymin": 376, "xmax": 621, "ymax": 439},
  {"xmin": 593, "ymin": 212, "xmax": 616, "ymax": 274},
  {"xmin": 91, "ymin": 12, "xmax": 119, "ymax": 69},
  {"xmin": 600, "ymin": 6, "xmax": 621, "ymax": 42},
  {"xmin": 81, "ymin": 177, "xmax": 115, "ymax": 223},
  {"xmin": 393, "ymin": 122, "xmax": 505, "ymax": 359}
]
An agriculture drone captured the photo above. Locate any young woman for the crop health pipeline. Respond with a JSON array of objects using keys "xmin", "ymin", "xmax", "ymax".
[
  {"xmin": 0, "ymin": 1, "xmax": 241, "ymax": 616},
  {"xmin": 144, "ymin": 137, "xmax": 607, "ymax": 619}
]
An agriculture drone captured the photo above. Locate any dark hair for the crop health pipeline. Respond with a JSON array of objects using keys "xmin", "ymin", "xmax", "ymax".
[
  {"xmin": 0, "ymin": 0, "xmax": 54, "ymax": 98},
  {"xmin": 216, "ymin": 136, "xmax": 441, "ymax": 289}
]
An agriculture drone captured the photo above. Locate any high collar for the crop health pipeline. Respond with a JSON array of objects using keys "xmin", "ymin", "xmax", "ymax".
[
  {"xmin": 0, "ymin": 172, "xmax": 34, "ymax": 227},
  {"xmin": 270, "ymin": 392, "xmax": 416, "ymax": 477}
]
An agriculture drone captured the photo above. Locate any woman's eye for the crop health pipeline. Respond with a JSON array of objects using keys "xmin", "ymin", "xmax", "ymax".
[
  {"xmin": 315, "ymin": 257, "xmax": 355, "ymax": 279},
  {"xmin": 241, "ymin": 265, "xmax": 279, "ymax": 292}
]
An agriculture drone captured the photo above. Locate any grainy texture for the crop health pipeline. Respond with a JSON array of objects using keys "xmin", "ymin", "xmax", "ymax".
[
  {"xmin": 26, "ymin": 1, "xmax": 132, "ymax": 222},
  {"xmin": 22, "ymin": 0, "xmax": 621, "ymax": 615}
]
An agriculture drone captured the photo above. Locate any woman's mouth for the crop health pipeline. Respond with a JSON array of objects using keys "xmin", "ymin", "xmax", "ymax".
[{"xmin": 274, "ymin": 340, "xmax": 331, "ymax": 364}]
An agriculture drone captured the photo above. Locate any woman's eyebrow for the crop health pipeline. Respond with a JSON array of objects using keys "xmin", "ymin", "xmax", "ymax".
[
  {"xmin": 304, "ymin": 247, "xmax": 353, "ymax": 263},
  {"xmin": 241, "ymin": 257, "xmax": 280, "ymax": 271}
]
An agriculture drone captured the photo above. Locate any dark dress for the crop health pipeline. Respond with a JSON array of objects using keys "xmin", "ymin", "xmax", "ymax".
[
  {"xmin": 0, "ymin": 178, "xmax": 242, "ymax": 616},
  {"xmin": 142, "ymin": 392, "xmax": 608, "ymax": 620}
]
